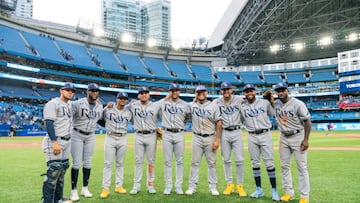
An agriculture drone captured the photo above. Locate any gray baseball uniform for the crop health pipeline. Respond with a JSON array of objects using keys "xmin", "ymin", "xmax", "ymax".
[
  {"xmin": 213, "ymin": 95, "xmax": 245, "ymax": 186},
  {"xmin": 159, "ymin": 99, "xmax": 191, "ymax": 191},
  {"xmin": 128, "ymin": 100, "xmax": 161, "ymax": 190},
  {"xmin": 101, "ymin": 106, "xmax": 132, "ymax": 190},
  {"xmin": 274, "ymin": 97, "xmax": 311, "ymax": 199},
  {"xmin": 188, "ymin": 100, "xmax": 222, "ymax": 191}
]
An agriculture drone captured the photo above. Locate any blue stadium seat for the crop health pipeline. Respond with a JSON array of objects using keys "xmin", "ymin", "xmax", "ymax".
[
  {"xmin": 240, "ymin": 71, "xmax": 265, "ymax": 84},
  {"xmin": 118, "ymin": 52, "xmax": 153, "ymax": 77},
  {"xmin": 90, "ymin": 47, "xmax": 128, "ymax": 75},
  {"xmin": 216, "ymin": 71, "xmax": 242, "ymax": 84},
  {"xmin": 143, "ymin": 57, "xmax": 174, "ymax": 80},
  {"xmin": 166, "ymin": 60, "xmax": 195, "ymax": 82},
  {"xmin": 190, "ymin": 64, "xmax": 214, "ymax": 83},
  {"xmin": 0, "ymin": 25, "xmax": 31, "ymax": 56},
  {"xmin": 310, "ymin": 70, "xmax": 338, "ymax": 82}
]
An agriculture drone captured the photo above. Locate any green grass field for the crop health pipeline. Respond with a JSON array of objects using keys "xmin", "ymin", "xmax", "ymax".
[{"xmin": 0, "ymin": 130, "xmax": 359, "ymax": 203}]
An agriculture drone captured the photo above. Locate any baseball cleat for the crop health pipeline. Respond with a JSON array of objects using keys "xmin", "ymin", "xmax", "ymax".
[
  {"xmin": 163, "ymin": 188, "xmax": 172, "ymax": 195},
  {"xmin": 59, "ymin": 197, "xmax": 72, "ymax": 203},
  {"xmin": 280, "ymin": 193, "xmax": 295, "ymax": 201},
  {"xmin": 70, "ymin": 189, "xmax": 79, "ymax": 202},
  {"xmin": 250, "ymin": 187, "xmax": 264, "ymax": 198},
  {"xmin": 175, "ymin": 187, "xmax": 184, "ymax": 195},
  {"xmin": 223, "ymin": 183, "xmax": 234, "ymax": 195},
  {"xmin": 236, "ymin": 184, "xmax": 247, "ymax": 197},
  {"xmin": 129, "ymin": 187, "xmax": 139, "ymax": 195},
  {"xmin": 185, "ymin": 188, "xmax": 196, "ymax": 195},
  {"xmin": 100, "ymin": 189, "xmax": 109, "ymax": 198},
  {"xmin": 81, "ymin": 187, "xmax": 93, "ymax": 198},
  {"xmin": 271, "ymin": 188, "xmax": 280, "ymax": 201},
  {"xmin": 114, "ymin": 186, "xmax": 127, "ymax": 194},
  {"xmin": 148, "ymin": 187, "xmax": 156, "ymax": 194},
  {"xmin": 210, "ymin": 188, "xmax": 220, "ymax": 196},
  {"xmin": 299, "ymin": 197, "xmax": 309, "ymax": 203}
]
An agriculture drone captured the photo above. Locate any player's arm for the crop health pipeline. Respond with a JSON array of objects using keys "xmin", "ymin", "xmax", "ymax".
[
  {"xmin": 212, "ymin": 119, "xmax": 222, "ymax": 151},
  {"xmin": 45, "ymin": 119, "xmax": 61, "ymax": 155}
]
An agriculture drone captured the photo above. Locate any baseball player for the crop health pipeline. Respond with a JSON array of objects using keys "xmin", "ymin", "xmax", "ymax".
[
  {"xmin": 185, "ymin": 85, "xmax": 222, "ymax": 196},
  {"xmin": 160, "ymin": 83, "xmax": 191, "ymax": 195},
  {"xmin": 70, "ymin": 83, "xmax": 104, "ymax": 201},
  {"xmin": 100, "ymin": 92, "xmax": 133, "ymax": 198},
  {"xmin": 273, "ymin": 82, "xmax": 311, "ymax": 203},
  {"xmin": 41, "ymin": 82, "xmax": 75, "ymax": 203},
  {"xmin": 212, "ymin": 82, "xmax": 247, "ymax": 196},
  {"xmin": 240, "ymin": 84, "xmax": 280, "ymax": 201},
  {"xmin": 128, "ymin": 86, "xmax": 161, "ymax": 195}
]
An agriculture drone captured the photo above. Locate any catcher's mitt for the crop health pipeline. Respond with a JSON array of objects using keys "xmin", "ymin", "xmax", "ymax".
[
  {"xmin": 156, "ymin": 128, "xmax": 163, "ymax": 142},
  {"xmin": 262, "ymin": 90, "xmax": 274, "ymax": 105}
]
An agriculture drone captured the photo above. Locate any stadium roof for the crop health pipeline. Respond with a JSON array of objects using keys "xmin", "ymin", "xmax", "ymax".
[{"xmin": 212, "ymin": 0, "xmax": 360, "ymax": 65}]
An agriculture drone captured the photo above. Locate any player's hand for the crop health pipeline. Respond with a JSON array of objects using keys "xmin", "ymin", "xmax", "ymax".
[
  {"xmin": 212, "ymin": 138, "xmax": 220, "ymax": 151},
  {"xmin": 52, "ymin": 141, "xmax": 61, "ymax": 155},
  {"xmin": 106, "ymin": 102, "xmax": 114, "ymax": 108},
  {"xmin": 300, "ymin": 139, "xmax": 309, "ymax": 151}
]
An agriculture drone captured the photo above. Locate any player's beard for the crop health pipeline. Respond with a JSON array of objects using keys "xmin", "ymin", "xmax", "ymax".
[
  {"xmin": 246, "ymin": 94, "xmax": 255, "ymax": 103},
  {"xmin": 88, "ymin": 94, "xmax": 98, "ymax": 103},
  {"xmin": 279, "ymin": 94, "xmax": 289, "ymax": 103}
]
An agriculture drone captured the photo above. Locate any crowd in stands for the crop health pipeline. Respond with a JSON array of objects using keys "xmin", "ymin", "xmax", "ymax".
[{"xmin": 338, "ymin": 95, "xmax": 360, "ymax": 109}]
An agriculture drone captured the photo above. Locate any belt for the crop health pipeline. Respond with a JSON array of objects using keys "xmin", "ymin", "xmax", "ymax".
[
  {"xmin": 224, "ymin": 126, "xmax": 241, "ymax": 131},
  {"xmin": 194, "ymin": 133, "xmax": 214, "ymax": 137},
  {"xmin": 249, "ymin": 129, "xmax": 270, "ymax": 134},
  {"xmin": 162, "ymin": 127, "xmax": 184, "ymax": 133},
  {"xmin": 136, "ymin": 130, "xmax": 156, "ymax": 134},
  {"xmin": 109, "ymin": 132, "xmax": 127, "ymax": 137},
  {"xmin": 283, "ymin": 129, "xmax": 301, "ymax": 137},
  {"xmin": 73, "ymin": 128, "xmax": 92, "ymax": 135},
  {"xmin": 57, "ymin": 136, "xmax": 70, "ymax": 141}
]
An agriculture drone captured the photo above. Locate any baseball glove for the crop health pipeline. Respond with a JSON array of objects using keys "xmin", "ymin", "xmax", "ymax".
[
  {"xmin": 262, "ymin": 90, "xmax": 274, "ymax": 105},
  {"xmin": 156, "ymin": 128, "xmax": 163, "ymax": 142}
]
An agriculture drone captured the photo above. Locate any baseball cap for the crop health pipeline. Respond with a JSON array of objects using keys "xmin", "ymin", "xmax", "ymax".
[
  {"xmin": 221, "ymin": 82, "xmax": 232, "ymax": 90},
  {"xmin": 243, "ymin": 84, "xmax": 255, "ymax": 91},
  {"xmin": 138, "ymin": 86, "xmax": 149, "ymax": 93},
  {"xmin": 274, "ymin": 82, "xmax": 288, "ymax": 91},
  {"xmin": 61, "ymin": 82, "xmax": 75, "ymax": 92},
  {"xmin": 195, "ymin": 85, "xmax": 206, "ymax": 92},
  {"xmin": 117, "ymin": 92, "xmax": 128, "ymax": 98},
  {"xmin": 169, "ymin": 83, "xmax": 180, "ymax": 91},
  {"xmin": 87, "ymin": 83, "xmax": 100, "ymax": 91}
]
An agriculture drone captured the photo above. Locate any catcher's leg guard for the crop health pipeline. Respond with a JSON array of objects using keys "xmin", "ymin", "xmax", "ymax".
[
  {"xmin": 54, "ymin": 159, "xmax": 69, "ymax": 203},
  {"xmin": 42, "ymin": 160, "xmax": 62, "ymax": 203}
]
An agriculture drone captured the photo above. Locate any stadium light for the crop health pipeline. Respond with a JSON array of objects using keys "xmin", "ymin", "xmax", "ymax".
[
  {"xmin": 147, "ymin": 38, "xmax": 157, "ymax": 47},
  {"xmin": 121, "ymin": 33, "xmax": 133, "ymax": 43},
  {"xmin": 317, "ymin": 36, "xmax": 333, "ymax": 46},
  {"xmin": 92, "ymin": 27, "xmax": 104, "ymax": 37},
  {"xmin": 346, "ymin": 33, "xmax": 359, "ymax": 41},
  {"xmin": 270, "ymin": 44, "xmax": 281, "ymax": 53},
  {"xmin": 291, "ymin": 42, "xmax": 305, "ymax": 51}
]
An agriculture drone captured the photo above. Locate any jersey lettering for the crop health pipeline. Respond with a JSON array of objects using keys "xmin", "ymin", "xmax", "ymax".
[
  {"xmin": 244, "ymin": 107, "xmax": 266, "ymax": 118},
  {"xmin": 218, "ymin": 105, "xmax": 240, "ymax": 116},
  {"xmin": 275, "ymin": 108, "xmax": 295, "ymax": 118},
  {"xmin": 191, "ymin": 106, "xmax": 212, "ymax": 118},
  {"xmin": 81, "ymin": 108, "xmax": 101, "ymax": 119},
  {"xmin": 134, "ymin": 108, "xmax": 154, "ymax": 118},
  {"xmin": 164, "ymin": 103, "xmax": 184, "ymax": 114},
  {"xmin": 60, "ymin": 106, "xmax": 71, "ymax": 118},
  {"xmin": 109, "ymin": 113, "xmax": 129, "ymax": 123}
]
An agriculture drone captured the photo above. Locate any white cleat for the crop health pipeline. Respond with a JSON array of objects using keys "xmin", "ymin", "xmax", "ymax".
[
  {"xmin": 210, "ymin": 188, "xmax": 220, "ymax": 196},
  {"xmin": 81, "ymin": 187, "xmax": 93, "ymax": 198},
  {"xmin": 70, "ymin": 189, "xmax": 79, "ymax": 202},
  {"xmin": 185, "ymin": 188, "xmax": 196, "ymax": 195}
]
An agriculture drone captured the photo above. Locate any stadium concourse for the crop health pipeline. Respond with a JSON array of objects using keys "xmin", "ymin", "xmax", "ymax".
[{"xmin": 1, "ymin": 0, "xmax": 360, "ymax": 136}]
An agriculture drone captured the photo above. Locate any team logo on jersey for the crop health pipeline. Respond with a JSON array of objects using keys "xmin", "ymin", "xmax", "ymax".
[
  {"xmin": 81, "ymin": 108, "xmax": 101, "ymax": 119},
  {"xmin": 244, "ymin": 107, "xmax": 265, "ymax": 118},
  {"xmin": 218, "ymin": 105, "xmax": 240, "ymax": 116},
  {"xmin": 108, "ymin": 113, "xmax": 130, "ymax": 123},
  {"xmin": 60, "ymin": 106, "xmax": 72, "ymax": 118},
  {"xmin": 164, "ymin": 103, "xmax": 184, "ymax": 114},
  {"xmin": 134, "ymin": 108, "xmax": 154, "ymax": 118},
  {"xmin": 191, "ymin": 107, "xmax": 212, "ymax": 118}
]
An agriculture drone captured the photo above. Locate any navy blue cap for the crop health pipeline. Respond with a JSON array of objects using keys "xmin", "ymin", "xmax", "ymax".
[
  {"xmin": 169, "ymin": 83, "xmax": 180, "ymax": 90},
  {"xmin": 221, "ymin": 82, "xmax": 232, "ymax": 90},
  {"xmin": 117, "ymin": 92, "xmax": 128, "ymax": 98},
  {"xmin": 87, "ymin": 83, "xmax": 99, "ymax": 91},
  {"xmin": 195, "ymin": 85, "xmax": 206, "ymax": 92},
  {"xmin": 275, "ymin": 82, "xmax": 288, "ymax": 91},
  {"xmin": 138, "ymin": 86, "xmax": 149, "ymax": 93},
  {"xmin": 61, "ymin": 82, "xmax": 75, "ymax": 91},
  {"xmin": 243, "ymin": 84, "xmax": 255, "ymax": 91}
]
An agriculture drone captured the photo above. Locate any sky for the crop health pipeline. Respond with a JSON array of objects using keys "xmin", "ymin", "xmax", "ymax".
[{"xmin": 32, "ymin": 0, "xmax": 233, "ymax": 41}]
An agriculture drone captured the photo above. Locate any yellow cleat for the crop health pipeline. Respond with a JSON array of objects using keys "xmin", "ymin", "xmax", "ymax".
[
  {"xmin": 100, "ymin": 189, "xmax": 110, "ymax": 199},
  {"xmin": 280, "ymin": 193, "xmax": 295, "ymax": 201},
  {"xmin": 115, "ymin": 186, "xmax": 127, "ymax": 194},
  {"xmin": 223, "ymin": 183, "xmax": 234, "ymax": 195},
  {"xmin": 299, "ymin": 197, "xmax": 309, "ymax": 203},
  {"xmin": 236, "ymin": 184, "xmax": 247, "ymax": 197}
]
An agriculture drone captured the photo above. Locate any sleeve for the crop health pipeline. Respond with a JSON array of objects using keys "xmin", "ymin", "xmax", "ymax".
[
  {"xmin": 43, "ymin": 101, "xmax": 56, "ymax": 121},
  {"xmin": 213, "ymin": 103, "xmax": 222, "ymax": 122},
  {"xmin": 297, "ymin": 101, "xmax": 311, "ymax": 121},
  {"xmin": 265, "ymin": 99, "xmax": 275, "ymax": 116},
  {"xmin": 45, "ymin": 120, "xmax": 57, "ymax": 141}
]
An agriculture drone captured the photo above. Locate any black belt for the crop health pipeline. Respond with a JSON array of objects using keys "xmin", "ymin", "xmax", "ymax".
[
  {"xmin": 162, "ymin": 127, "xmax": 184, "ymax": 133},
  {"xmin": 136, "ymin": 130, "xmax": 155, "ymax": 134},
  {"xmin": 57, "ymin": 136, "xmax": 70, "ymax": 141},
  {"xmin": 224, "ymin": 126, "xmax": 241, "ymax": 131},
  {"xmin": 74, "ymin": 128, "xmax": 92, "ymax": 135},
  {"xmin": 109, "ymin": 132, "xmax": 127, "ymax": 137},
  {"xmin": 249, "ymin": 129, "xmax": 270, "ymax": 134},
  {"xmin": 194, "ymin": 133, "xmax": 214, "ymax": 137},
  {"xmin": 283, "ymin": 129, "xmax": 301, "ymax": 137}
]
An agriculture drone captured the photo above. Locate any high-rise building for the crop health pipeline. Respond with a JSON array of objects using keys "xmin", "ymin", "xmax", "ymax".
[{"xmin": 14, "ymin": 0, "xmax": 33, "ymax": 18}]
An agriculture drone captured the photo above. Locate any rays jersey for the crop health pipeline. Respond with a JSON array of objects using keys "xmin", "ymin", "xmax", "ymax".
[
  {"xmin": 240, "ymin": 98, "xmax": 274, "ymax": 131},
  {"xmin": 128, "ymin": 101, "xmax": 161, "ymax": 131},
  {"xmin": 43, "ymin": 97, "xmax": 72, "ymax": 138},
  {"xmin": 159, "ymin": 99, "xmax": 191, "ymax": 129},
  {"xmin": 72, "ymin": 97, "xmax": 103, "ymax": 132},
  {"xmin": 103, "ymin": 106, "xmax": 132, "ymax": 133},
  {"xmin": 213, "ymin": 95, "xmax": 242, "ymax": 128},
  {"xmin": 190, "ymin": 100, "xmax": 221, "ymax": 134}
]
